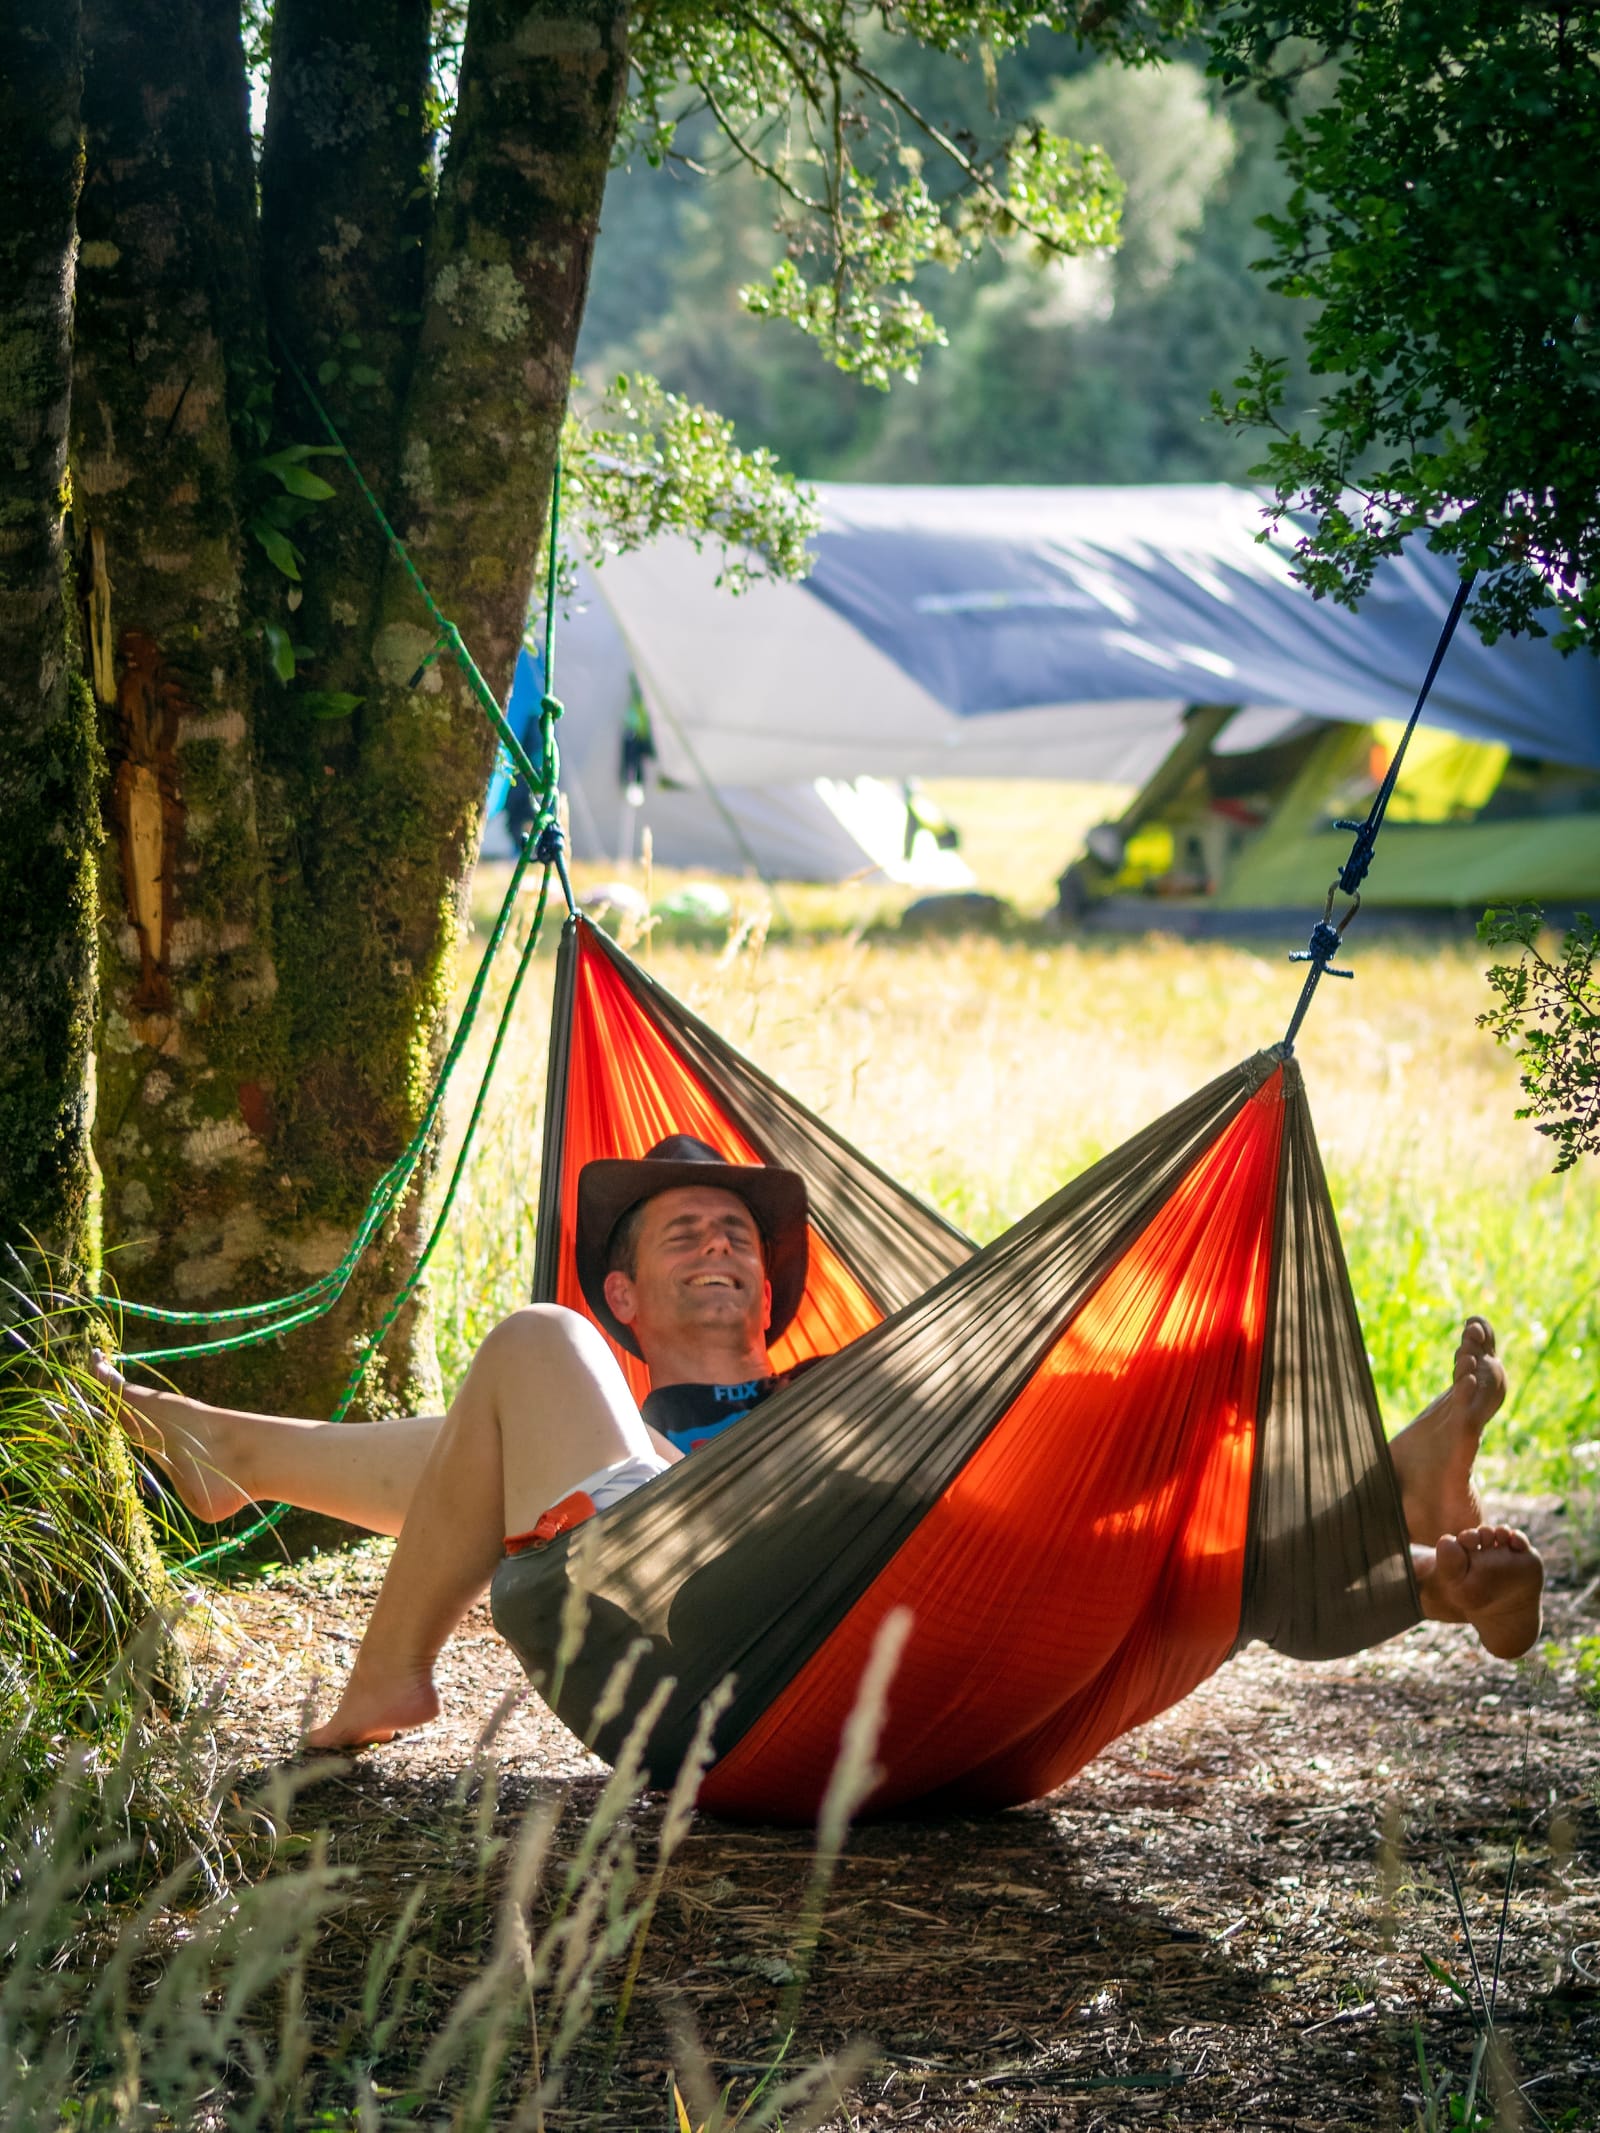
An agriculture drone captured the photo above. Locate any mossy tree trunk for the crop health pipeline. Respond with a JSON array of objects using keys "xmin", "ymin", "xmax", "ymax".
[
  {"xmin": 72, "ymin": 0, "xmax": 283, "ymax": 1381},
  {"xmin": 0, "ymin": 0, "xmax": 99, "ymax": 1272},
  {"xmin": 73, "ymin": 0, "xmax": 629, "ymax": 1418},
  {"xmin": 0, "ymin": 0, "xmax": 191, "ymax": 1692}
]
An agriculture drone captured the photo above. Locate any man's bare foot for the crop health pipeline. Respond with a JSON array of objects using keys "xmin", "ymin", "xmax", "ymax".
[
  {"xmin": 305, "ymin": 1665, "xmax": 441, "ymax": 1749},
  {"xmin": 90, "ymin": 1350, "xmax": 253, "ymax": 1523},
  {"xmin": 1415, "ymin": 1524, "xmax": 1544, "ymax": 1660},
  {"xmin": 1388, "ymin": 1317, "xmax": 1506, "ymax": 1546}
]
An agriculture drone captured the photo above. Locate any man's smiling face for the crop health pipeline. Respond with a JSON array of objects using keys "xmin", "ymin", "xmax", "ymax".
[{"xmin": 602, "ymin": 1184, "xmax": 772, "ymax": 1360}]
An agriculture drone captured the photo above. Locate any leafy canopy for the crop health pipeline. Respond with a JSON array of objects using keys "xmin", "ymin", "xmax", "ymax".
[
  {"xmin": 1478, "ymin": 909, "xmax": 1600, "ymax": 1173},
  {"xmin": 624, "ymin": 5, "xmax": 1128, "ymax": 387},
  {"xmin": 395, "ymin": 5, "xmax": 1147, "ymax": 575},
  {"xmin": 563, "ymin": 372, "xmax": 819, "ymax": 589},
  {"xmin": 579, "ymin": 50, "xmax": 1310, "ymax": 487},
  {"xmin": 1206, "ymin": 0, "xmax": 1600, "ymax": 651}
]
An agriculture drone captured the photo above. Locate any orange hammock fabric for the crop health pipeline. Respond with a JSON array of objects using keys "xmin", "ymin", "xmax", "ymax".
[
  {"xmin": 493, "ymin": 916, "xmax": 1419, "ymax": 1823},
  {"xmin": 702, "ymin": 1077, "xmax": 1280, "ymax": 1818}
]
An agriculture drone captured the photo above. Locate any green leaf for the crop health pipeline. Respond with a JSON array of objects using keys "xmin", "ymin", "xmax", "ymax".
[
  {"xmin": 251, "ymin": 521, "xmax": 303, "ymax": 582},
  {"xmin": 258, "ymin": 491, "xmax": 317, "ymax": 530},
  {"xmin": 262, "ymin": 443, "xmax": 339, "ymax": 463},
  {"xmin": 256, "ymin": 446, "xmax": 340, "ymax": 499},
  {"xmin": 346, "ymin": 364, "xmax": 384, "ymax": 387},
  {"xmin": 263, "ymin": 622, "xmax": 296, "ymax": 682},
  {"xmin": 316, "ymin": 358, "xmax": 342, "ymax": 386},
  {"xmin": 1477, "ymin": 904, "xmax": 1542, "ymax": 952},
  {"xmin": 275, "ymin": 466, "xmax": 337, "ymax": 500},
  {"xmin": 301, "ymin": 691, "xmax": 365, "ymax": 721}
]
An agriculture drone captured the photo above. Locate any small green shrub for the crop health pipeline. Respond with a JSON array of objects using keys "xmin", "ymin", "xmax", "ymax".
[{"xmin": 1479, "ymin": 906, "xmax": 1599, "ymax": 1174}]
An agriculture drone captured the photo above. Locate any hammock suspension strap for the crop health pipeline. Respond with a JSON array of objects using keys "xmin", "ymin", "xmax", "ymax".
[{"xmin": 1283, "ymin": 567, "xmax": 1477, "ymax": 1050}]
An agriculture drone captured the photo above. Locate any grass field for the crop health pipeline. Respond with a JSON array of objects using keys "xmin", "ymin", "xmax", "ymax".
[{"xmin": 435, "ymin": 821, "xmax": 1599, "ymax": 1506}]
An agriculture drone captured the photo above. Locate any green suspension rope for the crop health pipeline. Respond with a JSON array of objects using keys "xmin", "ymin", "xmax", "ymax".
[
  {"xmin": 175, "ymin": 866, "xmax": 558, "ymax": 1570},
  {"xmin": 116, "ymin": 355, "xmax": 574, "ymax": 1567}
]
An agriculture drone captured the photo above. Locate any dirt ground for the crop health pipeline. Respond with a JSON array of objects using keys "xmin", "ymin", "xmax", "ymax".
[{"xmin": 200, "ymin": 1494, "xmax": 1600, "ymax": 2132}]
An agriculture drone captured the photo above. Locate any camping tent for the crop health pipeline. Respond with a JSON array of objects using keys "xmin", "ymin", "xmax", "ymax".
[
  {"xmin": 496, "ymin": 485, "xmax": 1600, "ymax": 902},
  {"xmin": 1055, "ymin": 704, "xmax": 1600, "ymax": 927},
  {"xmin": 588, "ymin": 483, "xmax": 1600, "ymax": 780}
]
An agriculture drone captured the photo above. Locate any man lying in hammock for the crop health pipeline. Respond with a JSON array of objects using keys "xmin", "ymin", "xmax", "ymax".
[{"xmin": 98, "ymin": 1136, "xmax": 1544, "ymax": 1751}]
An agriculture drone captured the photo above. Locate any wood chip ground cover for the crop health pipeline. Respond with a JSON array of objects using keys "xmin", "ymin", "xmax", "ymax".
[{"xmin": 185, "ymin": 1493, "xmax": 1600, "ymax": 2130}]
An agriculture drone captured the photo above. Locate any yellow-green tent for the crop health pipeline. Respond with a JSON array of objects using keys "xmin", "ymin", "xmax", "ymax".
[{"xmin": 1060, "ymin": 708, "xmax": 1600, "ymax": 925}]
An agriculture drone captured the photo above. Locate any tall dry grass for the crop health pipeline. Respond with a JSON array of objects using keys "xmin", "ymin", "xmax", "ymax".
[
  {"xmin": 0, "ymin": 1613, "xmax": 882, "ymax": 2129},
  {"xmin": 438, "ymin": 861, "xmax": 1597, "ymax": 1496}
]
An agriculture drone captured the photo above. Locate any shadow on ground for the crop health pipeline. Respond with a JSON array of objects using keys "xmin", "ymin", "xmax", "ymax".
[{"xmin": 216, "ymin": 1504, "xmax": 1599, "ymax": 2130}]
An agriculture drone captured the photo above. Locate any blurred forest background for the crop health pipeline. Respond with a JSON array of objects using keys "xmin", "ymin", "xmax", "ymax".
[{"xmin": 577, "ymin": 33, "xmax": 1313, "ymax": 486}]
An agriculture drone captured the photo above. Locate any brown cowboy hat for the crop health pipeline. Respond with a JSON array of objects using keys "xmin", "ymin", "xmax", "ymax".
[{"xmin": 575, "ymin": 1135, "xmax": 809, "ymax": 1359}]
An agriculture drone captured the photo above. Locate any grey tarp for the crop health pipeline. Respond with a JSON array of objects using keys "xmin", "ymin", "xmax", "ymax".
[{"xmin": 585, "ymin": 485, "xmax": 1600, "ymax": 789}]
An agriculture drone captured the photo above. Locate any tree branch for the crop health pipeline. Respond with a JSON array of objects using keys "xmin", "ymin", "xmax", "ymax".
[
  {"xmin": 847, "ymin": 51, "xmax": 1065, "ymax": 251},
  {"xmin": 685, "ymin": 64, "xmax": 828, "ymax": 213}
]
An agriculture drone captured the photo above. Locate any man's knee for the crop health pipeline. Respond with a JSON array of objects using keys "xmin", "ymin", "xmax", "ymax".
[{"xmin": 475, "ymin": 1303, "xmax": 607, "ymax": 1374}]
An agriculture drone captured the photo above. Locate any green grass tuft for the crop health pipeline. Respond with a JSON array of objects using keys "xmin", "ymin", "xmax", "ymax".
[{"xmin": 0, "ymin": 1275, "xmax": 187, "ymax": 1711}]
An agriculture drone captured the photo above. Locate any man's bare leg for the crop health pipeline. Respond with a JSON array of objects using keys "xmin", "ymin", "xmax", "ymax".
[
  {"xmin": 1413, "ymin": 1524, "xmax": 1543, "ymax": 1659},
  {"xmin": 305, "ymin": 1305, "xmax": 652, "ymax": 1749},
  {"xmin": 92, "ymin": 1354, "xmax": 444, "ymax": 1536},
  {"xmin": 1388, "ymin": 1316, "xmax": 1505, "ymax": 1545}
]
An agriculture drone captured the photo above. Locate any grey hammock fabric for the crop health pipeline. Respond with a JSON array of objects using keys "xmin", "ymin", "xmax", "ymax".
[{"xmin": 1238, "ymin": 1085, "xmax": 1419, "ymax": 1656}]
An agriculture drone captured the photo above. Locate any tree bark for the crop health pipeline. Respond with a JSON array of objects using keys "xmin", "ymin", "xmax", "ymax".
[
  {"xmin": 0, "ymin": 0, "xmax": 98, "ymax": 1269},
  {"xmin": 77, "ymin": 0, "xmax": 630, "ymax": 1422},
  {"xmin": 260, "ymin": 0, "xmax": 633, "ymax": 1418},
  {"xmin": 0, "ymin": 0, "xmax": 190, "ymax": 1695},
  {"xmin": 260, "ymin": 0, "xmax": 432, "ymax": 482},
  {"xmin": 72, "ymin": 0, "xmax": 286, "ymax": 1387}
]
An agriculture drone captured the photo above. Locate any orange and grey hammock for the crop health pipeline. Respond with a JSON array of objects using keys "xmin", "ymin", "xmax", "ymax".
[{"xmin": 491, "ymin": 915, "xmax": 1419, "ymax": 1823}]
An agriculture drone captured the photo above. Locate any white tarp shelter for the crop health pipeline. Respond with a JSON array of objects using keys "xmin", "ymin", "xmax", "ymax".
[
  {"xmin": 488, "ymin": 562, "xmax": 972, "ymax": 885},
  {"xmin": 494, "ymin": 483, "xmax": 1600, "ymax": 875}
]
